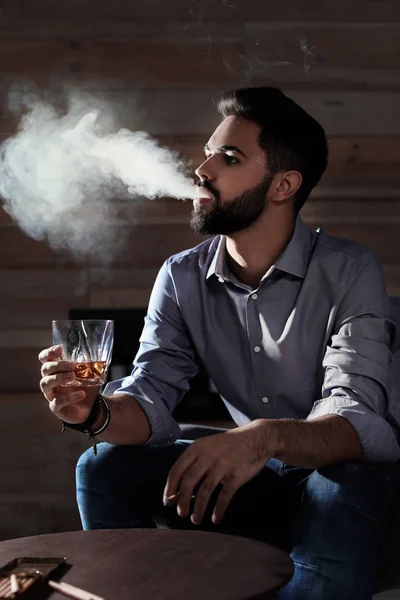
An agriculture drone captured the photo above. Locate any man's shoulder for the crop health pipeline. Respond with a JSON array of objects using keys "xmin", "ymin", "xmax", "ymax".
[
  {"xmin": 316, "ymin": 228, "xmax": 376, "ymax": 263},
  {"xmin": 165, "ymin": 236, "xmax": 220, "ymax": 271}
]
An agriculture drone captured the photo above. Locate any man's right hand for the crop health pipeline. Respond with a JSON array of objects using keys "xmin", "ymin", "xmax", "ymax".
[{"xmin": 39, "ymin": 345, "xmax": 100, "ymax": 424}]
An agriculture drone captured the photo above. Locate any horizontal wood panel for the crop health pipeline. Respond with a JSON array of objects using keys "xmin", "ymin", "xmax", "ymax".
[
  {"xmin": 0, "ymin": 329, "xmax": 51, "ymax": 348},
  {"xmin": 245, "ymin": 23, "xmax": 400, "ymax": 70},
  {"xmin": 0, "ymin": 224, "xmax": 205, "ymax": 267},
  {"xmin": 0, "ymin": 392, "xmax": 86, "ymax": 538},
  {"xmin": 2, "ymin": 0, "xmax": 399, "ymax": 23},
  {"xmin": 0, "ymin": 41, "xmax": 77, "ymax": 86},
  {"xmin": 245, "ymin": 67, "xmax": 400, "ymax": 92},
  {"xmin": 0, "ymin": 266, "xmax": 156, "ymax": 327},
  {"xmin": 88, "ymin": 267, "xmax": 159, "ymax": 287},
  {"xmin": 89, "ymin": 288, "xmax": 151, "ymax": 309},
  {"xmin": 88, "ymin": 267, "xmax": 158, "ymax": 308},
  {"xmin": 0, "ymin": 504, "xmax": 82, "ymax": 541},
  {"xmin": 301, "ymin": 199, "xmax": 400, "ymax": 223},
  {"xmin": 0, "ymin": 40, "xmax": 244, "ymax": 88},
  {"xmin": 1, "ymin": 28, "xmax": 399, "ymax": 90},
  {"xmin": 0, "ymin": 227, "xmax": 76, "ymax": 268},
  {"xmin": 0, "ymin": 394, "xmax": 57, "ymax": 428},
  {"xmin": 0, "ymin": 268, "xmax": 90, "ymax": 297},
  {"xmin": 2, "ymin": 90, "xmax": 399, "ymax": 136},
  {"xmin": 0, "ymin": 300, "xmax": 80, "ymax": 329},
  {"xmin": 0, "ymin": 269, "xmax": 90, "ymax": 328},
  {"xmin": 0, "ymin": 349, "xmax": 44, "ymax": 392}
]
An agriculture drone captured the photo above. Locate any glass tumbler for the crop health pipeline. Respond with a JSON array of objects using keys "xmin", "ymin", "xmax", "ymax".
[{"xmin": 52, "ymin": 319, "xmax": 114, "ymax": 386}]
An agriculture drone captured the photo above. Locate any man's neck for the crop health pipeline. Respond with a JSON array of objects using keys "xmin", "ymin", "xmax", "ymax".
[{"xmin": 225, "ymin": 209, "xmax": 296, "ymax": 289}]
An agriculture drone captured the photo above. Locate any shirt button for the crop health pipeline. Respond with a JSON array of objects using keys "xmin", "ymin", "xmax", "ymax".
[
  {"xmin": 262, "ymin": 396, "xmax": 269, "ymax": 403},
  {"xmin": 251, "ymin": 293, "xmax": 258, "ymax": 300},
  {"xmin": 253, "ymin": 345, "xmax": 261, "ymax": 353},
  {"xmin": 218, "ymin": 277, "xmax": 224, "ymax": 283}
]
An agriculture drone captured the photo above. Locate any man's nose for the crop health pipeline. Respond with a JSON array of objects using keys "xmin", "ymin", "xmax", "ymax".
[{"xmin": 195, "ymin": 156, "xmax": 215, "ymax": 182}]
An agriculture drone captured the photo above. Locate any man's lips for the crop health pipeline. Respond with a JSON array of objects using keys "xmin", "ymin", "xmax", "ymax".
[
  {"xmin": 194, "ymin": 196, "xmax": 214, "ymax": 206},
  {"xmin": 194, "ymin": 190, "xmax": 216, "ymax": 205}
]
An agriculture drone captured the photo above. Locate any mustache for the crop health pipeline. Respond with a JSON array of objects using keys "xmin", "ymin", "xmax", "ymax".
[{"xmin": 196, "ymin": 180, "xmax": 220, "ymax": 201}]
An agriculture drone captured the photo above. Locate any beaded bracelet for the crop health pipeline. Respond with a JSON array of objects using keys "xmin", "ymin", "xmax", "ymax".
[{"xmin": 61, "ymin": 394, "xmax": 111, "ymax": 455}]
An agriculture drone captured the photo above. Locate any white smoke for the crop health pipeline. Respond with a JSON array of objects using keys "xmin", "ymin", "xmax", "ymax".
[{"xmin": 0, "ymin": 92, "xmax": 196, "ymax": 262}]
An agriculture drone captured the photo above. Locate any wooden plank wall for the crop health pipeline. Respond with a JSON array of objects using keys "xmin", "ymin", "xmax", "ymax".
[{"xmin": 0, "ymin": 0, "xmax": 399, "ymax": 539}]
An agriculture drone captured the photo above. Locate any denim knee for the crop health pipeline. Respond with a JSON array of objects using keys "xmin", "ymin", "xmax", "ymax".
[
  {"xmin": 76, "ymin": 442, "xmax": 122, "ymax": 492},
  {"xmin": 76, "ymin": 441, "xmax": 191, "ymax": 530},
  {"xmin": 76, "ymin": 442, "xmax": 160, "ymax": 530},
  {"xmin": 76, "ymin": 440, "xmax": 191, "ymax": 502}
]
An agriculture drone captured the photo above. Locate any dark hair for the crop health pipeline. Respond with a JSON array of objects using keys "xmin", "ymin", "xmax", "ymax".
[{"xmin": 217, "ymin": 87, "xmax": 328, "ymax": 213}]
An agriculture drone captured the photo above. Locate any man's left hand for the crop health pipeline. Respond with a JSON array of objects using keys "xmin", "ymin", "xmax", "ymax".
[{"xmin": 163, "ymin": 420, "xmax": 271, "ymax": 526}]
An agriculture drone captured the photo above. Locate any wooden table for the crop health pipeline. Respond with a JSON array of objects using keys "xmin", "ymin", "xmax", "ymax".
[{"xmin": 0, "ymin": 529, "xmax": 293, "ymax": 600}]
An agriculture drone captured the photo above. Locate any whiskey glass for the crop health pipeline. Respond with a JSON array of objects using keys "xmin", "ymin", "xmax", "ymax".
[{"xmin": 52, "ymin": 320, "xmax": 114, "ymax": 386}]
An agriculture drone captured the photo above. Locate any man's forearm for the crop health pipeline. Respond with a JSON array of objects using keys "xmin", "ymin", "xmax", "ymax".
[
  {"xmin": 93, "ymin": 393, "xmax": 151, "ymax": 446},
  {"xmin": 252, "ymin": 414, "xmax": 363, "ymax": 469}
]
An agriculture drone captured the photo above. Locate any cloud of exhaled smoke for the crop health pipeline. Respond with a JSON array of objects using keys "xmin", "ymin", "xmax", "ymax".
[{"xmin": 0, "ymin": 91, "xmax": 196, "ymax": 263}]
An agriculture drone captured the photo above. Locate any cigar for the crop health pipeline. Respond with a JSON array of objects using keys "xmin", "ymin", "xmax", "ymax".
[
  {"xmin": 163, "ymin": 492, "xmax": 196, "ymax": 506},
  {"xmin": 48, "ymin": 580, "xmax": 104, "ymax": 600},
  {"xmin": 10, "ymin": 574, "xmax": 19, "ymax": 594}
]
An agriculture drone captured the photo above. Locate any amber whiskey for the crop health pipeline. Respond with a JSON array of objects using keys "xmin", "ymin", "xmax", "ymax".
[{"xmin": 74, "ymin": 361, "xmax": 107, "ymax": 385}]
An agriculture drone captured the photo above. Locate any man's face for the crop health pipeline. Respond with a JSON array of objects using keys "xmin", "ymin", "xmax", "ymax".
[{"xmin": 191, "ymin": 116, "xmax": 272, "ymax": 236}]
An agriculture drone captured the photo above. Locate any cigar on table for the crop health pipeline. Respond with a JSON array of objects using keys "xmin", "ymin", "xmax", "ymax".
[
  {"xmin": 10, "ymin": 574, "xmax": 20, "ymax": 594},
  {"xmin": 48, "ymin": 580, "xmax": 105, "ymax": 600}
]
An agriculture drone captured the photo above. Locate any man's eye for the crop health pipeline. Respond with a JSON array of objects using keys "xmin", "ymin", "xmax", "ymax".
[{"xmin": 224, "ymin": 154, "xmax": 239, "ymax": 165}]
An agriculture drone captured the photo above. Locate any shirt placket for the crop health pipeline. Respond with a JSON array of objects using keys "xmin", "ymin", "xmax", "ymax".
[{"xmin": 245, "ymin": 285, "xmax": 275, "ymax": 417}]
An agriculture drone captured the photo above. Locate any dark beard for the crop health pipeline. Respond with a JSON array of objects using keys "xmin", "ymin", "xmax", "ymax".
[{"xmin": 190, "ymin": 175, "xmax": 273, "ymax": 236}]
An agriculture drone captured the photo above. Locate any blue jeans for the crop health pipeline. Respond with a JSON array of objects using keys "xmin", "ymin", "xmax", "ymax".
[{"xmin": 76, "ymin": 440, "xmax": 399, "ymax": 600}]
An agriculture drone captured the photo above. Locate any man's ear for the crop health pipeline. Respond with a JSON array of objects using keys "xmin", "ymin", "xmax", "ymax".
[{"xmin": 273, "ymin": 171, "xmax": 303, "ymax": 202}]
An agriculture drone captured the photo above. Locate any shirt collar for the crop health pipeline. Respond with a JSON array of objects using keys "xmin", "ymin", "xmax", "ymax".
[
  {"xmin": 206, "ymin": 216, "xmax": 316, "ymax": 282},
  {"xmin": 274, "ymin": 216, "xmax": 316, "ymax": 279},
  {"xmin": 206, "ymin": 235, "xmax": 228, "ymax": 281}
]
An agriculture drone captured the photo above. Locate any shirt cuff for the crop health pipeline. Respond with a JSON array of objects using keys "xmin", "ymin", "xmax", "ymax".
[
  {"xmin": 103, "ymin": 376, "xmax": 181, "ymax": 447},
  {"xmin": 306, "ymin": 396, "xmax": 400, "ymax": 463}
]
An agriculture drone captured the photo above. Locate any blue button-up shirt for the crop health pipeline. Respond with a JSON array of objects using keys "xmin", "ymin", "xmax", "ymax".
[{"xmin": 105, "ymin": 217, "xmax": 400, "ymax": 462}]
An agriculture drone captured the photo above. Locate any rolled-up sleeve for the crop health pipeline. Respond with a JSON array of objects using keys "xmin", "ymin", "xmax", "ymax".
[
  {"xmin": 306, "ymin": 249, "xmax": 400, "ymax": 462},
  {"xmin": 104, "ymin": 259, "xmax": 199, "ymax": 446}
]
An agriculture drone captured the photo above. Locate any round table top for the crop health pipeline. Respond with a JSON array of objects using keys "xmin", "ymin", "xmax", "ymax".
[{"xmin": 0, "ymin": 529, "xmax": 293, "ymax": 600}]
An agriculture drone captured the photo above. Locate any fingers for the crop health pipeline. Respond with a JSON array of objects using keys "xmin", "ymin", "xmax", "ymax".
[
  {"xmin": 175, "ymin": 461, "xmax": 209, "ymax": 519},
  {"xmin": 38, "ymin": 345, "xmax": 62, "ymax": 364},
  {"xmin": 212, "ymin": 477, "xmax": 238, "ymax": 524},
  {"xmin": 164, "ymin": 439, "xmax": 241, "ymax": 527},
  {"xmin": 163, "ymin": 448, "xmax": 197, "ymax": 504},
  {"xmin": 40, "ymin": 372, "xmax": 76, "ymax": 400},
  {"xmin": 190, "ymin": 467, "xmax": 225, "ymax": 525},
  {"xmin": 41, "ymin": 360, "xmax": 75, "ymax": 378}
]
